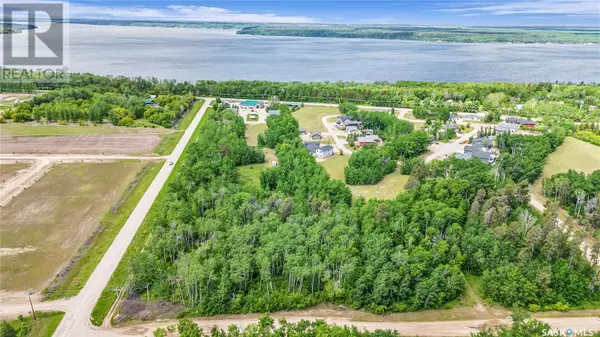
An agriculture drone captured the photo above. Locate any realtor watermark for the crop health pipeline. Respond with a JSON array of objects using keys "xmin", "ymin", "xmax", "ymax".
[
  {"xmin": 542, "ymin": 328, "xmax": 599, "ymax": 336},
  {"xmin": 1, "ymin": 2, "xmax": 69, "ymax": 83}
]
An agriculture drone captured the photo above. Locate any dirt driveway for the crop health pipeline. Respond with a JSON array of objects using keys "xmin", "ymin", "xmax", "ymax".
[{"xmin": 0, "ymin": 134, "xmax": 162, "ymax": 155}]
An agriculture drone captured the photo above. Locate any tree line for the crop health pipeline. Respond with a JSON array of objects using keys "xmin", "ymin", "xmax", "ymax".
[
  {"xmin": 3, "ymin": 72, "xmax": 599, "ymax": 122},
  {"xmin": 150, "ymin": 314, "xmax": 553, "ymax": 337},
  {"xmin": 4, "ymin": 86, "xmax": 194, "ymax": 127}
]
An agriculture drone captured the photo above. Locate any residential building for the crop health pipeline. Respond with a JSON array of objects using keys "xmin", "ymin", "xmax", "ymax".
[
  {"xmin": 310, "ymin": 131, "xmax": 322, "ymax": 140},
  {"xmin": 345, "ymin": 125, "xmax": 360, "ymax": 134},
  {"xmin": 304, "ymin": 142, "xmax": 334, "ymax": 158},
  {"xmin": 239, "ymin": 100, "xmax": 265, "ymax": 110},
  {"xmin": 364, "ymin": 129, "xmax": 374, "ymax": 136},
  {"xmin": 505, "ymin": 117, "xmax": 536, "ymax": 128},
  {"xmin": 357, "ymin": 135, "xmax": 381, "ymax": 147},
  {"xmin": 495, "ymin": 122, "xmax": 519, "ymax": 134},
  {"xmin": 299, "ymin": 128, "xmax": 307, "ymax": 135},
  {"xmin": 472, "ymin": 136, "xmax": 495, "ymax": 149}
]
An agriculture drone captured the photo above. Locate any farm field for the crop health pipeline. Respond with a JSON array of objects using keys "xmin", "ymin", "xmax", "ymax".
[
  {"xmin": 532, "ymin": 137, "xmax": 600, "ymax": 197},
  {"xmin": 0, "ymin": 161, "xmax": 145, "ymax": 292},
  {"xmin": 0, "ymin": 163, "xmax": 30, "ymax": 182},
  {"xmin": 0, "ymin": 122, "xmax": 172, "ymax": 136},
  {"xmin": 0, "ymin": 134, "xmax": 163, "ymax": 155},
  {"xmin": 44, "ymin": 161, "xmax": 163, "ymax": 299},
  {"xmin": 293, "ymin": 106, "xmax": 338, "ymax": 132}
]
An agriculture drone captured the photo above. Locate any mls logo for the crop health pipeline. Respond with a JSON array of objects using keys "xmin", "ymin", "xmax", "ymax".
[{"xmin": 2, "ymin": 2, "xmax": 66, "ymax": 66}]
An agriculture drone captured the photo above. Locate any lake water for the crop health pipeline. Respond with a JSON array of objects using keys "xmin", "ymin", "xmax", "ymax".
[{"xmin": 7, "ymin": 24, "xmax": 600, "ymax": 83}]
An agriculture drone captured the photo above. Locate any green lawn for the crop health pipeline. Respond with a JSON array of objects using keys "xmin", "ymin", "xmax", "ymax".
[
  {"xmin": 293, "ymin": 106, "xmax": 338, "ymax": 132},
  {"xmin": 44, "ymin": 161, "xmax": 163, "ymax": 300},
  {"xmin": 245, "ymin": 123, "xmax": 268, "ymax": 146},
  {"xmin": 90, "ymin": 108, "xmax": 214, "ymax": 327},
  {"xmin": 0, "ymin": 122, "xmax": 172, "ymax": 136},
  {"xmin": 533, "ymin": 137, "xmax": 600, "ymax": 197},
  {"xmin": 319, "ymin": 155, "xmax": 409, "ymax": 200},
  {"xmin": 238, "ymin": 149, "xmax": 276, "ymax": 186},
  {"xmin": 3, "ymin": 312, "xmax": 65, "ymax": 337},
  {"xmin": 176, "ymin": 100, "xmax": 205, "ymax": 131}
]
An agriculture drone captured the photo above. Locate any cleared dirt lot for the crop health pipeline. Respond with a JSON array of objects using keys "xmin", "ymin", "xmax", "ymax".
[
  {"xmin": 1, "ymin": 134, "xmax": 163, "ymax": 155},
  {"xmin": 0, "ymin": 163, "xmax": 30, "ymax": 182},
  {"xmin": 0, "ymin": 161, "xmax": 145, "ymax": 292}
]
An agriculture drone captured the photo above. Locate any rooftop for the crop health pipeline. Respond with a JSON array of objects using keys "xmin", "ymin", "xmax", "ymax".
[{"xmin": 240, "ymin": 100, "xmax": 264, "ymax": 106}]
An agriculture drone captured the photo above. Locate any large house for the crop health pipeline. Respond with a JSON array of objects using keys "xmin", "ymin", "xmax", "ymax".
[
  {"xmin": 345, "ymin": 125, "xmax": 360, "ymax": 134},
  {"xmin": 457, "ymin": 136, "xmax": 496, "ymax": 164},
  {"xmin": 357, "ymin": 135, "xmax": 381, "ymax": 147},
  {"xmin": 239, "ymin": 100, "xmax": 265, "ymax": 110},
  {"xmin": 495, "ymin": 122, "xmax": 519, "ymax": 134},
  {"xmin": 505, "ymin": 117, "xmax": 536, "ymax": 128},
  {"xmin": 304, "ymin": 142, "xmax": 334, "ymax": 158},
  {"xmin": 336, "ymin": 115, "xmax": 362, "ymax": 130}
]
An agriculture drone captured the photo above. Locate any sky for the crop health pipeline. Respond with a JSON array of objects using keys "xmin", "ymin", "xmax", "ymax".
[{"xmin": 4, "ymin": 0, "xmax": 600, "ymax": 26}]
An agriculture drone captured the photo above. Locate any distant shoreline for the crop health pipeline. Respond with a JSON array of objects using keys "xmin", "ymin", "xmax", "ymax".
[{"xmin": 65, "ymin": 20, "xmax": 600, "ymax": 45}]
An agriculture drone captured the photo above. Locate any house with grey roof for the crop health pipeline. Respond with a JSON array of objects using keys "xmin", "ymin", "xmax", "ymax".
[
  {"xmin": 505, "ymin": 117, "xmax": 536, "ymax": 128},
  {"xmin": 495, "ymin": 122, "xmax": 519, "ymax": 134},
  {"xmin": 345, "ymin": 125, "xmax": 360, "ymax": 134},
  {"xmin": 357, "ymin": 135, "xmax": 381, "ymax": 147},
  {"xmin": 304, "ymin": 142, "xmax": 334, "ymax": 158},
  {"xmin": 299, "ymin": 128, "xmax": 307, "ymax": 135}
]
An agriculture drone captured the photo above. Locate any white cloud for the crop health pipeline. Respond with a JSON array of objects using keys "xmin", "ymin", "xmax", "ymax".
[
  {"xmin": 438, "ymin": 0, "xmax": 598, "ymax": 16},
  {"xmin": 2, "ymin": 1, "xmax": 318, "ymax": 24}
]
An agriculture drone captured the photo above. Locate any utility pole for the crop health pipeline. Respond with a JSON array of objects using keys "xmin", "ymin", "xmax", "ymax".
[{"xmin": 26, "ymin": 291, "xmax": 36, "ymax": 321}]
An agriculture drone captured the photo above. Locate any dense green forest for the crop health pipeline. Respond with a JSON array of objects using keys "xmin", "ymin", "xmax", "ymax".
[
  {"xmin": 237, "ymin": 25, "xmax": 600, "ymax": 44},
  {"xmin": 543, "ymin": 170, "xmax": 600, "ymax": 229},
  {"xmin": 2, "ymin": 73, "xmax": 599, "ymax": 122},
  {"xmin": 574, "ymin": 123, "xmax": 600, "ymax": 146},
  {"xmin": 3, "ymin": 86, "xmax": 195, "ymax": 127},
  {"xmin": 151, "ymin": 315, "xmax": 552, "ymax": 337},
  {"xmin": 125, "ymin": 103, "xmax": 598, "ymax": 317}
]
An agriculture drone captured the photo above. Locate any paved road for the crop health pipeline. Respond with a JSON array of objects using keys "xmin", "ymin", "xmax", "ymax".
[
  {"xmin": 321, "ymin": 115, "xmax": 354, "ymax": 154},
  {"xmin": 48, "ymin": 99, "xmax": 213, "ymax": 337}
]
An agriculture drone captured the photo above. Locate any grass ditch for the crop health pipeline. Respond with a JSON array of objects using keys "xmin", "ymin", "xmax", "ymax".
[
  {"xmin": 43, "ymin": 161, "xmax": 163, "ymax": 300},
  {"xmin": 2, "ymin": 312, "xmax": 65, "ymax": 337},
  {"xmin": 90, "ymin": 106, "xmax": 213, "ymax": 327}
]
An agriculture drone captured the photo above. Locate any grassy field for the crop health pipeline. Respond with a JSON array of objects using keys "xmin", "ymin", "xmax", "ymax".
[
  {"xmin": 293, "ymin": 106, "xmax": 338, "ymax": 132},
  {"xmin": 238, "ymin": 149, "xmax": 276, "ymax": 186},
  {"xmin": 244, "ymin": 123, "xmax": 268, "ymax": 146},
  {"xmin": 319, "ymin": 155, "xmax": 409, "ymax": 200},
  {"xmin": 90, "ymin": 108, "xmax": 214, "ymax": 327},
  {"xmin": 43, "ymin": 161, "xmax": 163, "ymax": 300},
  {"xmin": 1, "ymin": 163, "xmax": 30, "ymax": 182},
  {"xmin": 0, "ymin": 122, "xmax": 172, "ymax": 136},
  {"xmin": 0, "ymin": 162, "xmax": 145, "ymax": 292},
  {"xmin": 3, "ymin": 312, "xmax": 65, "ymax": 337},
  {"xmin": 533, "ymin": 137, "xmax": 600, "ymax": 196}
]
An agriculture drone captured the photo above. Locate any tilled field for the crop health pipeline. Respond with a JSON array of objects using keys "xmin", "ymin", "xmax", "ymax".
[{"xmin": 1, "ymin": 134, "xmax": 163, "ymax": 155}]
